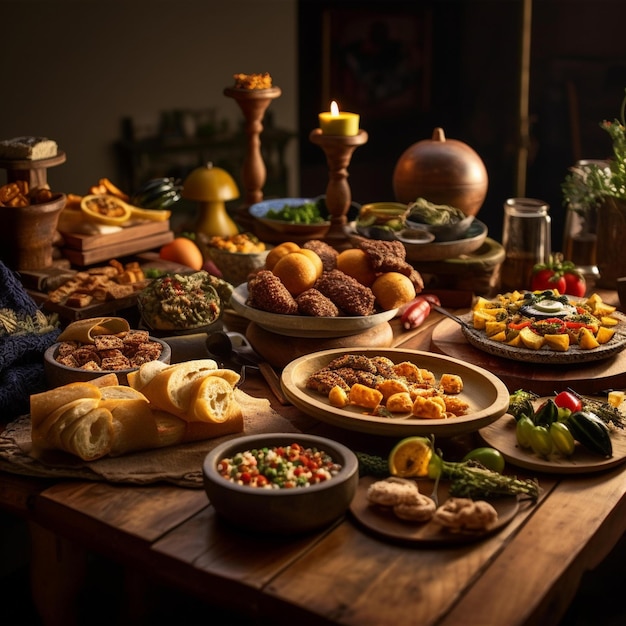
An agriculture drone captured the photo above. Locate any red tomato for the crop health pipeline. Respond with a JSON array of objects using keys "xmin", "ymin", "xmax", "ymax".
[
  {"xmin": 530, "ymin": 268, "xmax": 566, "ymax": 293},
  {"xmin": 553, "ymin": 390, "xmax": 583, "ymax": 413},
  {"xmin": 563, "ymin": 271, "xmax": 586, "ymax": 297}
]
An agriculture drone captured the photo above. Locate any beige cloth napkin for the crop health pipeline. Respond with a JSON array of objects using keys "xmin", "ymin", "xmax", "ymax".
[{"xmin": 0, "ymin": 389, "xmax": 300, "ymax": 488}]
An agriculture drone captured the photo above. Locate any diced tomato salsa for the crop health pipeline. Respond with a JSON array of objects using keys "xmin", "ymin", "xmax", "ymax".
[{"xmin": 217, "ymin": 443, "xmax": 342, "ymax": 489}]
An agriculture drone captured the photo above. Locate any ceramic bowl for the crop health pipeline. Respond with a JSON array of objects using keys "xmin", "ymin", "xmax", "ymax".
[
  {"xmin": 406, "ymin": 214, "xmax": 475, "ymax": 242},
  {"xmin": 43, "ymin": 337, "xmax": 171, "ymax": 387},
  {"xmin": 203, "ymin": 433, "xmax": 359, "ymax": 534},
  {"xmin": 249, "ymin": 198, "xmax": 331, "ymax": 238}
]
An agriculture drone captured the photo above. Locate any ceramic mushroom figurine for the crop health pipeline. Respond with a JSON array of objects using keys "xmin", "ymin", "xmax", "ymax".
[{"xmin": 182, "ymin": 162, "xmax": 240, "ymax": 237}]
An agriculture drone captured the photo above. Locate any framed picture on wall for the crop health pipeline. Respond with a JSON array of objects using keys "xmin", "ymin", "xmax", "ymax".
[{"xmin": 321, "ymin": 7, "xmax": 432, "ymax": 120}]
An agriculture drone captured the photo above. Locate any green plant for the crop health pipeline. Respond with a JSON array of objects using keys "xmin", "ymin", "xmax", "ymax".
[{"xmin": 562, "ymin": 88, "xmax": 626, "ymax": 209}]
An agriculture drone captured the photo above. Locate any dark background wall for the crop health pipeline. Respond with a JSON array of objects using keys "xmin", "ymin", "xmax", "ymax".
[{"xmin": 298, "ymin": 0, "xmax": 626, "ymax": 252}]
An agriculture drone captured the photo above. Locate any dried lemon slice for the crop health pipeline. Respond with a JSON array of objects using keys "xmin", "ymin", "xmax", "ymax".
[
  {"xmin": 81, "ymin": 194, "xmax": 171, "ymax": 226},
  {"xmin": 388, "ymin": 436, "xmax": 433, "ymax": 478}
]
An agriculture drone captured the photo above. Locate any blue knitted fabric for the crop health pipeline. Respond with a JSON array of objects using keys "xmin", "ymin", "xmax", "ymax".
[{"xmin": 0, "ymin": 262, "xmax": 61, "ymax": 419}]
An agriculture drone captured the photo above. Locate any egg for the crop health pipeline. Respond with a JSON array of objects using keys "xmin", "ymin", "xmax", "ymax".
[{"xmin": 159, "ymin": 237, "xmax": 204, "ymax": 270}]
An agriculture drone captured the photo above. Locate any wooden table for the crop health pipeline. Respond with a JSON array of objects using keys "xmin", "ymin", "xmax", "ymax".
[{"xmin": 3, "ymin": 291, "xmax": 626, "ymax": 626}]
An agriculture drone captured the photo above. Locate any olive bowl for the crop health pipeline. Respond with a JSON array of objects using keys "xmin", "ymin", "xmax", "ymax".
[{"xmin": 202, "ymin": 433, "xmax": 359, "ymax": 534}]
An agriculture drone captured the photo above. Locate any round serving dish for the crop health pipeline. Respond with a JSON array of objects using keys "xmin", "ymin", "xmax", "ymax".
[
  {"xmin": 248, "ymin": 198, "xmax": 330, "ymax": 238},
  {"xmin": 43, "ymin": 336, "xmax": 171, "ymax": 387},
  {"xmin": 202, "ymin": 433, "xmax": 359, "ymax": 534},
  {"xmin": 230, "ymin": 283, "xmax": 398, "ymax": 338}
]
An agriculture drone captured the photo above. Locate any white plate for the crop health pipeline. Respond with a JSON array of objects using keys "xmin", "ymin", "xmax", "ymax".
[
  {"xmin": 460, "ymin": 311, "xmax": 626, "ymax": 364},
  {"xmin": 280, "ymin": 348, "xmax": 510, "ymax": 437},
  {"xmin": 230, "ymin": 284, "xmax": 397, "ymax": 338}
]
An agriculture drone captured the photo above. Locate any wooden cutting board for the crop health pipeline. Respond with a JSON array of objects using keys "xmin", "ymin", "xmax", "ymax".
[{"xmin": 430, "ymin": 317, "xmax": 626, "ymax": 395}]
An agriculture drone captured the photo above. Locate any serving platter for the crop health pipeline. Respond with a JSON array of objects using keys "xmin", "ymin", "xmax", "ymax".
[
  {"xmin": 230, "ymin": 284, "xmax": 397, "ymax": 338},
  {"xmin": 348, "ymin": 219, "xmax": 488, "ymax": 262},
  {"xmin": 479, "ymin": 413, "xmax": 626, "ymax": 474},
  {"xmin": 459, "ymin": 311, "xmax": 626, "ymax": 364},
  {"xmin": 350, "ymin": 476, "xmax": 520, "ymax": 545},
  {"xmin": 280, "ymin": 348, "xmax": 510, "ymax": 437}
]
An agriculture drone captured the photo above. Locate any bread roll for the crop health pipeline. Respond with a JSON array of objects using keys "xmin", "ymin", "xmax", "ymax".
[
  {"xmin": 139, "ymin": 359, "xmax": 219, "ymax": 416},
  {"xmin": 127, "ymin": 360, "xmax": 171, "ymax": 391},
  {"xmin": 33, "ymin": 397, "xmax": 101, "ymax": 449},
  {"xmin": 57, "ymin": 406, "xmax": 114, "ymax": 461},
  {"xmin": 99, "ymin": 385, "xmax": 149, "ymax": 402},
  {"xmin": 30, "ymin": 382, "xmax": 103, "ymax": 428},
  {"xmin": 190, "ymin": 375, "xmax": 237, "ymax": 423}
]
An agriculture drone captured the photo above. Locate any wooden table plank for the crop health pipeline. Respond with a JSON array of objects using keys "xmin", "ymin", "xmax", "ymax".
[{"xmin": 439, "ymin": 466, "xmax": 626, "ymax": 626}]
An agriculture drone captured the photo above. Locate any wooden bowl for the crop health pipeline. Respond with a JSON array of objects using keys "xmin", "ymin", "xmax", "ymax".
[{"xmin": 0, "ymin": 193, "xmax": 66, "ymax": 270}]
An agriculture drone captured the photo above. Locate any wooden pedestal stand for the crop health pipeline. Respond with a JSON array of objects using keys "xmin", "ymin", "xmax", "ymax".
[
  {"xmin": 309, "ymin": 128, "xmax": 368, "ymax": 243},
  {"xmin": 224, "ymin": 86, "xmax": 282, "ymax": 207}
]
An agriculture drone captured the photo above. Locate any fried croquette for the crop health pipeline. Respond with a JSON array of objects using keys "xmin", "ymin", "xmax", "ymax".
[
  {"xmin": 314, "ymin": 269, "xmax": 376, "ymax": 316},
  {"xmin": 296, "ymin": 288, "xmax": 339, "ymax": 317},
  {"xmin": 247, "ymin": 270, "xmax": 298, "ymax": 315}
]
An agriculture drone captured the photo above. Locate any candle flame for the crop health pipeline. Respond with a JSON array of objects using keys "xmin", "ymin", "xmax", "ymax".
[{"xmin": 330, "ymin": 101, "xmax": 339, "ymax": 116}]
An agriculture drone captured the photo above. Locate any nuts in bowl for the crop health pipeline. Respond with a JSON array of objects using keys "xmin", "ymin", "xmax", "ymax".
[{"xmin": 204, "ymin": 233, "xmax": 269, "ymax": 286}]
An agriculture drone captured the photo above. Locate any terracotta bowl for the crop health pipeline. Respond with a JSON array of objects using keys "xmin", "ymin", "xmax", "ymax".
[
  {"xmin": 43, "ymin": 337, "xmax": 171, "ymax": 387},
  {"xmin": 203, "ymin": 433, "xmax": 359, "ymax": 534}
]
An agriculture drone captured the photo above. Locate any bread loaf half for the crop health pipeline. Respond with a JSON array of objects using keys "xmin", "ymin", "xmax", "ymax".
[
  {"xmin": 190, "ymin": 375, "xmax": 239, "ymax": 423},
  {"xmin": 139, "ymin": 359, "xmax": 219, "ymax": 416}
]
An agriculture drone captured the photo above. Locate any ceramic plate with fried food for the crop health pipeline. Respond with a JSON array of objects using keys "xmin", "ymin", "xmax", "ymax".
[{"xmin": 280, "ymin": 348, "xmax": 509, "ymax": 437}]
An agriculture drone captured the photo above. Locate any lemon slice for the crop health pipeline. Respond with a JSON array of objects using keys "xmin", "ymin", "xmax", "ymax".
[
  {"xmin": 81, "ymin": 194, "xmax": 171, "ymax": 226},
  {"xmin": 388, "ymin": 436, "xmax": 433, "ymax": 477}
]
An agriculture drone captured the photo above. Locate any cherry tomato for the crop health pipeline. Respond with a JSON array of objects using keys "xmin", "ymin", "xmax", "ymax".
[
  {"xmin": 462, "ymin": 447, "xmax": 505, "ymax": 473},
  {"xmin": 553, "ymin": 390, "xmax": 583, "ymax": 413},
  {"xmin": 530, "ymin": 268, "xmax": 566, "ymax": 293},
  {"xmin": 563, "ymin": 271, "xmax": 586, "ymax": 297}
]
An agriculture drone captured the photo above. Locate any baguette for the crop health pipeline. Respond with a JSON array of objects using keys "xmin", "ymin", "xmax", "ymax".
[
  {"xmin": 30, "ymin": 382, "xmax": 103, "ymax": 428},
  {"xmin": 29, "ymin": 358, "xmax": 243, "ymax": 461},
  {"xmin": 102, "ymin": 398, "xmax": 160, "ymax": 455}
]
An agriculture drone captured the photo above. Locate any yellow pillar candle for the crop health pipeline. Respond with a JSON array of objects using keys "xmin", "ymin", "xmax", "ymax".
[{"xmin": 319, "ymin": 101, "xmax": 360, "ymax": 136}]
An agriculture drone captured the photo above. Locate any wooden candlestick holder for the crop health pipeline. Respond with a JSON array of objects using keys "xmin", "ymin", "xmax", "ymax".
[
  {"xmin": 224, "ymin": 86, "xmax": 282, "ymax": 207},
  {"xmin": 309, "ymin": 128, "xmax": 368, "ymax": 241}
]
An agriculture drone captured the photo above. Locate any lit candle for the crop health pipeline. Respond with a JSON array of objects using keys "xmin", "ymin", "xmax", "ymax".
[{"xmin": 318, "ymin": 101, "xmax": 360, "ymax": 136}]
